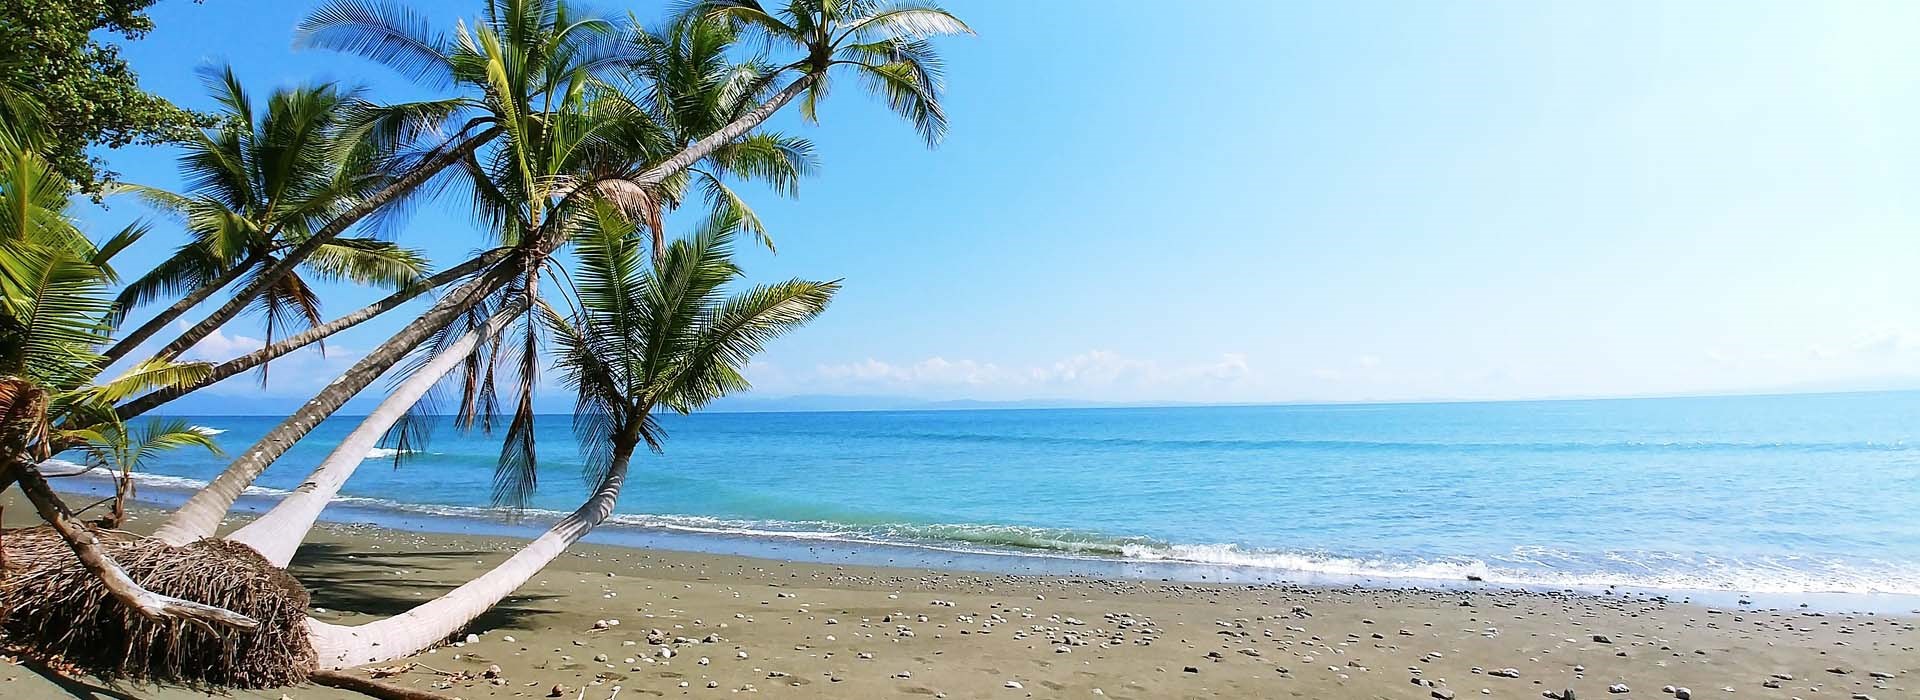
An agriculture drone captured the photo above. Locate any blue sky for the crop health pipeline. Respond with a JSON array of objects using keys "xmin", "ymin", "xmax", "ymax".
[{"xmin": 84, "ymin": 0, "xmax": 1920, "ymax": 411}]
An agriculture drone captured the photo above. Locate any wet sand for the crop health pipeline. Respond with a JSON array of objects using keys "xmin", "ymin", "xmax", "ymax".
[{"xmin": 2, "ymin": 506, "xmax": 1917, "ymax": 699}]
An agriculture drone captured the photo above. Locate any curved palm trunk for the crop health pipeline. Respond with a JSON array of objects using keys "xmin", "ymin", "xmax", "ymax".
[
  {"xmin": 99, "ymin": 255, "xmax": 260, "ymax": 366},
  {"xmin": 114, "ymin": 249, "xmax": 509, "ymax": 421},
  {"xmin": 307, "ymin": 436, "xmax": 637, "ymax": 668},
  {"xmin": 225, "ymin": 306, "xmax": 521, "ymax": 566},
  {"xmin": 149, "ymin": 261, "xmax": 515, "ymax": 546},
  {"xmin": 148, "ymin": 128, "xmax": 502, "ymax": 363}
]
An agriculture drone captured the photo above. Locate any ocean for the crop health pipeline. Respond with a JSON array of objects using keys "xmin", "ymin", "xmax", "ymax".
[{"xmin": 75, "ymin": 391, "xmax": 1920, "ymax": 609}]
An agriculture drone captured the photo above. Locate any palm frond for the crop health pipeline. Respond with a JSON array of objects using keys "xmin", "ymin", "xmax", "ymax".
[
  {"xmin": 303, "ymin": 237, "xmax": 431, "ymax": 288},
  {"xmin": 669, "ymin": 277, "xmax": 836, "ymax": 410},
  {"xmin": 110, "ymin": 243, "xmax": 233, "ymax": 315},
  {"xmin": 1, "ymin": 246, "xmax": 113, "ymax": 381},
  {"xmin": 79, "ymin": 358, "xmax": 214, "ymax": 405},
  {"xmin": 837, "ymin": 1, "xmax": 973, "ymax": 43},
  {"xmin": 299, "ymin": 0, "xmax": 457, "ymax": 88},
  {"xmin": 840, "ymin": 39, "xmax": 946, "ymax": 145}
]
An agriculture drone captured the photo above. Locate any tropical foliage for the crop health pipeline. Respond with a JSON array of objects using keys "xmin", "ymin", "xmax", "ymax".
[
  {"xmin": 104, "ymin": 67, "xmax": 429, "ymax": 370},
  {"xmin": 0, "ymin": 0, "xmax": 202, "ymax": 187},
  {"xmin": 306, "ymin": 207, "xmax": 835, "ymax": 668},
  {"xmin": 70, "ymin": 419, "xmax": 222, "ymax": 527},
  {"xmin": 0, "ymin": 0, "xmax": 968, "ymax": 685}
]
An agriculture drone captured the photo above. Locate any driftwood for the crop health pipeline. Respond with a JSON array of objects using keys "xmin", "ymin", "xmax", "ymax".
[{"xmin": 310, "ymin": 668, "xmax": 461, "ymax": 700}]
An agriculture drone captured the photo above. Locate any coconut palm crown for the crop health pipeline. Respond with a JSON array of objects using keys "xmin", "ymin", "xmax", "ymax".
[{"xmin": 106, "ymin": 67, "xmax": 429, "ymax": 372}]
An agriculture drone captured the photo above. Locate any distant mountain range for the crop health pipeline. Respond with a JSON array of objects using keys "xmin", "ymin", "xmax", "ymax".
[
  {"xmin": 703, "ymin": 395, "xmax": 1193, "ymax": 413},
  {"xmin": 148, "ymin": 391, "xmax": 1187, "ymax": 416},
  {"xmin": 147, "ymin": 380, "xmax": 1920, "ymax": 417}
]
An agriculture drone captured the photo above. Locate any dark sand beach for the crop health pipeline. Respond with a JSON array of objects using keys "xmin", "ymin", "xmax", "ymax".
[{"xmin": 4, "ymin": 502, "xmax": 1915, "ymax": 699}]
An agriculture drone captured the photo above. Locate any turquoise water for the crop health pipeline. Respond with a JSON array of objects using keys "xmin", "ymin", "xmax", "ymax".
[{"xmin": 88, "ymin": 392, "xmax": 1920, "ymax": 601}]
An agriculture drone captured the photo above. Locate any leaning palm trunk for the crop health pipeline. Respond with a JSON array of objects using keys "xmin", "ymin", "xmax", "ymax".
[
  {"xmin": 629, "ymin": 75, "xmax": 813, "ymax": 189},
  {"xmin": 114, "ymin": 249, "xmax": 509, "ymax": 421},
  {"xmin": 156, "ymin": 81, "xmax": 811, "ymax": 543},
  {"xmin": 99, "ymin": 255, "xmax": 261, "ymax": 366},
  {"xmin": 150, "ymin": 260, "xmax": 517, "ymax": 546},
  {"xmin": 225, "ymin": 306, "xmax": 521, "ymax": 566},
  {"xmin": 148, "ymin": 128, "xmax": 501, "ymax": 364},
  {"xmin": 306, "ymin": 437, "xmax": 637, "ymax": 668}
]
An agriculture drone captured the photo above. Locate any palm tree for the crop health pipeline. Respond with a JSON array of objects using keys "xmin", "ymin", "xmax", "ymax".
[
  {"xmin": 225, "ymin": 5, "xmax": 824, "ymax": 565},
  {"xmin": 150, "ymin": 0, "xmax": 641, "ymax": 544},
  {"xmin": 0, "ymin": 116, "xmax": 256, "ymax": 631},
  {"xmin": 118, "ymin": 77, "xmax": 504, "ymax": 369},
  {"xmin": 69, "ymin": 419, "xmax": 223, "ymax": 528},
  {"xmin": 103, "ymin": 68, "xmax": 429, "ymax": 374},
  {"xmin": 613, "ymin": 14, "xmax": 818, "ymax": 258},
  {"xmin": 308, "ymin": 202, "xmax": 837, "ymax": 667},
  {"xmin": 624, "ymin": 0, "xmax": 972, "ymax": 188},
  {"xmin": 110, "ymin": 247, "xmax": 512, "ymax": 420},
  {"xmin": 154, "ymin": 0, "xmax": 972, "ymax": 547}
]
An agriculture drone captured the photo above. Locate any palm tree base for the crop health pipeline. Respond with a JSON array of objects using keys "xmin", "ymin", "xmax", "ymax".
[{"xmin": 0, "ymin": 528, "xmax": 314, "ymax": 688}]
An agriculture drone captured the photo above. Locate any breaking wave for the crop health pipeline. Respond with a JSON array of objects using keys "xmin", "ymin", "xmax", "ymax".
[{"xmin": 97, "ymin": 468, "xmax": 1920, "ymax": 599}]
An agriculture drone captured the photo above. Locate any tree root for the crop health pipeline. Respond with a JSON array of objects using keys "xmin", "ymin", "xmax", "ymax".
[
  {"xmin": 8, "ymin": 461, "xmax": 256, "ymax": 631},
  {"xmin": 310, "ymin": 669, "xmax": 459, "ymax": 700}
]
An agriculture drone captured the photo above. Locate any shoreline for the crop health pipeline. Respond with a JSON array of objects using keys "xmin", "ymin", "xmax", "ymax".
[
  {"xmin": 4, "ymin": 497, "xmax": 1917, "ymax": 699},
  {"xmin": 50, "ymin": 470, "xmax": 1920, "ymax": 615}
]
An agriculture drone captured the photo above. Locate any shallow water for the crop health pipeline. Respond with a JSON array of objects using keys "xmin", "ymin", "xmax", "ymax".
[{"xmin": 87, "ymin": 391, "xmax": 1920, "ymax": 604}]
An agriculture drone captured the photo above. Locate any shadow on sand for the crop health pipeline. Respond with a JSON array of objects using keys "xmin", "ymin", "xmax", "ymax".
[
  {"xmin": 286, "ymin": 540, "xmax": 561, "ymax": 631},
  {"xmin": 14, "ymin": 659, "xmax": 147, "ymax": 700}
]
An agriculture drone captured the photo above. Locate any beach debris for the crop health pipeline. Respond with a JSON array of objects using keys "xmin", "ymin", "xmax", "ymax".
[
  {"xmin": 1607, "ymin": 683, "xmax": 1630, "ymax": 694},
  {"xmin": 365, "ymin": 663, "xmax": 414, "ymax": 678},
  {"xmin": 1005, "ymin": 680, "xmax": 1024, "ymax": 689}
]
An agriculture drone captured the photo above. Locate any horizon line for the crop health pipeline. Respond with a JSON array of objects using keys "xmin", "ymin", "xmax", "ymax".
[{"xmin": 150, "ymin": 385, "xmax": 1920, "ymax": 418}]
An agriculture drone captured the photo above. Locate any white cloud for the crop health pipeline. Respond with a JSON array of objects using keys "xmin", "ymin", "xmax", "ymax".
[
  {"xmin": 799, "ymin": 350, "xmax": 1254, "ymax": 401},
  {"xmin": 177, "ymin": 327, "xmax": 363, "ymax": 398},
  {"xmin": 817, "ymin": 356, "xmax": 1014, "ymax": 386},
  {"xmin": 180, "ymin": 327, "xmax": 264, "ymax": 360}
]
